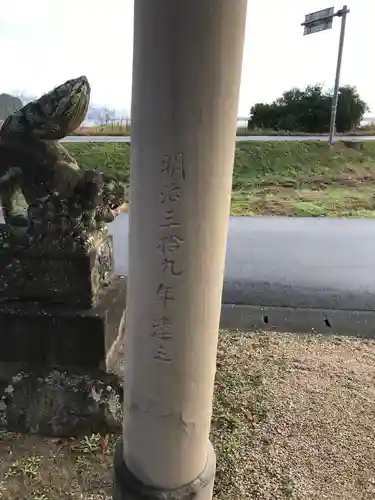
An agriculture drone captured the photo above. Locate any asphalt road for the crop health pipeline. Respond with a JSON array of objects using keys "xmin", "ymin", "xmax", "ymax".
[
  {"xmin": 109, "ymin": 214, "xmax": 375, "ymax": 337},
  {"xmin": 62, "ymin": 135, "xmax": 375, "ymax": 143},
  {"xmin": 2, "ymin": 205, "xmax": 374, "ymax": 336},
  {"xmin": 109, "ymin": 214, "xmax": 375, "ymax": 310}
]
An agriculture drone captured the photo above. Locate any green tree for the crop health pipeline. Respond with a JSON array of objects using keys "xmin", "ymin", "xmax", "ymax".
[
  {"xmin": 335, "ymin": 86, "xmax": 368, "ymax": 132},
  {"xmin": 248, "ymin": 84, "xmax": 369, "ymax": 133}
]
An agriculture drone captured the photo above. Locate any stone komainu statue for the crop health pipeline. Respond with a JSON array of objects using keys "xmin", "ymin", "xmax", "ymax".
[{"xmin": 0, "ymin": 76, "xmax": 128, "ymax": 228}]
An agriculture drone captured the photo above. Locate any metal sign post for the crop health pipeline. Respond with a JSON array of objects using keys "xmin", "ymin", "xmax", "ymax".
[
  {"xmin": 301, "ymin": 5, "xmax": 350, "ymax": 146},
  {"xmin": 328, "ymin": 6, "xmax": 349, "ymax": 146}
]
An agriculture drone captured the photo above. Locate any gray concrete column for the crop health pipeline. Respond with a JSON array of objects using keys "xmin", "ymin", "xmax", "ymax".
[{"xmin": 113, "ymin": 1, "xmax": 247, "ymax": 499}]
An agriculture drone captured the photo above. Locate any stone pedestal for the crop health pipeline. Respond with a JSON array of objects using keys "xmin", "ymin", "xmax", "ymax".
[
  {"xmin": 0, "ymin": 276, "xmax": 126, "ymax": 370},
  {"xmin": 0, "ymin": 365, "xmax": 123, "ymax": 437},
  {"xmin": 0, "ymin": 225, "xmax": 114, "ymax": 307},
  {"xmin": 0, "ymin": 225, "xmax": 126, "ymax": 436}
]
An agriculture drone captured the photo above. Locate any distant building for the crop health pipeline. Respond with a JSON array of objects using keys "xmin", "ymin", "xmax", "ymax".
[{"xmin": 0, "ymin": 94, "xmax": 22, "ymax": 121}]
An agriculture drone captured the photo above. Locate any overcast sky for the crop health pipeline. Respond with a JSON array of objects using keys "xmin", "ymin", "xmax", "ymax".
[{"xmin": 0, "ymin": 0, "xmax": 373, "ymax": 116}]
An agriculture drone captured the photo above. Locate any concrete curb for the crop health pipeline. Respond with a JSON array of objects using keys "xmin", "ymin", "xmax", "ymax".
[
  {"xmin": 220, "ymin": 304, "xmax": 375, "ymax": 338},
  {"xmin": 116, "ymin": 275, "xmax": 375, "ymax": 338}
]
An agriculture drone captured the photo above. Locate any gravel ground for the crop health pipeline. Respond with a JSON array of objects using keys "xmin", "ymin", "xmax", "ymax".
[
  {"xmin": 213, "ymin": 331, "xmax": 375, "ymax": 499},
  {"xmin": 0, "ymin": 330, "xmax": 374, "ymax": 500}
]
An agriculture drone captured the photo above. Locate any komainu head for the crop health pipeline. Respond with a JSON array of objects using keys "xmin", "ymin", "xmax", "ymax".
[
  {"xmin": 47, "ymin": 75, "xmax": 91, "ymax": 138},
  {"xmin": 0, "ymin": 75, "xmax": 91, "ymax": 140}
]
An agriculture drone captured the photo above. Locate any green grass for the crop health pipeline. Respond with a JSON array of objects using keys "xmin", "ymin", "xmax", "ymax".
[{"xmin": 65, "ymin": 140, "xmax": 375, "ymax": 218}]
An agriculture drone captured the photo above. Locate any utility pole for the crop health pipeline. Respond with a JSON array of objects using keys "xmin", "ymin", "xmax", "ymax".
[
  {"xmin": 302, "ymin": 5, "xmax": 350, "ymax": 146},
  {"xmin": 113, "ymin": 1, "xmax": 248, "ymax": 500}
]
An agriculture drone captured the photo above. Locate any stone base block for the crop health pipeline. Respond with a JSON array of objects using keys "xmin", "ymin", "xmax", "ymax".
[
  {"xmin": 0, "ymin": 365, "xmax": 123, "ymax": 437},
  {"xmin": 0, "ymin": 226, "xmax": 114, "ymax": 308},
  {"xmin": 113, "ymin": 439, "xmax": 216, "ymax": 500},
  {"xmin": 0, "ymin": 276, "xmax": 126, "ymax": 371}
]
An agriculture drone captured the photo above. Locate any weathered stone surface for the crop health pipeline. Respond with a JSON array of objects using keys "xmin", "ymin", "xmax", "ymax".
[
  {"xmin": 0, "ymin": 365, "xmax": 123, "ymax": 437},
  {"xmin": 0, "ymin": 225, "xmax": 114, "ymax": 307},
  {"xmin": 0, "ymin": 76, "xmax": 91, "ymax": 227},
  {"xmin": 0, "ymin": 276, "xmax": 126, "ymax": 370},
  {"xmin": 0, "ymin": 76, "xmax": 129, "ymax": 438}
]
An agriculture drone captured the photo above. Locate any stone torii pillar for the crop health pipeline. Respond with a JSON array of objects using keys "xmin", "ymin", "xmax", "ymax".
[{"xmin": 113, "ymin": 1, "xmax": 247, "ymax": 499}]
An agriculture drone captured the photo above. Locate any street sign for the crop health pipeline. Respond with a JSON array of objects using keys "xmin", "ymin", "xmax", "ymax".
[{"xmin": 303, "ymin": 7, "xmax": 334, "ymax": 35}]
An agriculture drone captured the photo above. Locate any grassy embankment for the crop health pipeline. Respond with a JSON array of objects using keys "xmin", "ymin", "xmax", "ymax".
[
  {"xmin": 1, "ymin": 330, "xmax": 374, "ymax": 500},
  {"xmin": 66, "ymin": 140, "xmax": 375, "ymax": 218}
]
